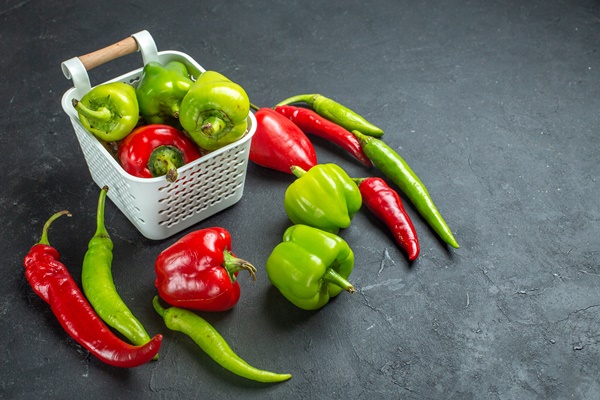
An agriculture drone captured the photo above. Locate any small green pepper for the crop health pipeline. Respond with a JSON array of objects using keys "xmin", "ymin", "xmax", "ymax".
[
  {"xmin": 135, "ymin": 61, "xmax": 193, "ymax": 127},
  {"xmin": 152, "ymin": 297, "xmax": 291, "ymax": 383},
  {"xmin": 179, "ymin": 70, "xmax": 250, "ymax": 151},
  {"xmin": 72, "ymin": 82, "xmax": 139, "ymax": 142},
  {"xmin": 266, "ymin": 224, "xmax": 355, "ymax": 311},
  {"xmin": 284, "ymin": 163, "xmax": 362, "ymax": 234}
]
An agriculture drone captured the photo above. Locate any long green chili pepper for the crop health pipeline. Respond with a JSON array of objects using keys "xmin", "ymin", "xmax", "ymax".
[
  {"xmin": 275, "ymin": 94, "xmax": 384, "ymax": 137},
  {"xmin": 82, "ymin": 186, "xmax": 156, "ymax": 353},
  {"xmin": 152, "ymin": 296, "xmax": 291, "ymax": 383},
  {"xmin": 352, "ymin": 130, "xmax": 459, "ymax": 249}
]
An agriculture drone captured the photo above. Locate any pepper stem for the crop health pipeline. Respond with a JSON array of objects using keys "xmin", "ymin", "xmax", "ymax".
[
  {"xmin": 152, "ymin": 296, "xmax": 167, "ymax": 318},
  {"xmin": 147, "ymin": 145, "xmax": 185, "ymax": 182},
  {"xmin": 322, "ymin": 268, "xmax": 355, "ymax": 294},
  {"xmin": 222, "ymin": 250, "xmax": 257, "ymax": 282},
  {"xmin": 249, "ymin": 103, "xmax": 260, "ymax": 111},
  {"xmin": 275, "ymin": 94, "xmax": 319, "ymax": 107},
  {"xmin": 201, "ymin": 115, "xmax": 227, "ymax": 136},
  {"xmin": 39, "ymin": 210, "xmax": 72, "ymax": 246},
  {"xmin": 351, "ymin": 130, "xmax": 372, "ymax": 147},
  {"xmin": 290, "ymin": 165, "xmax": 307, "ymax": 178},
  {"xmin": 352, "ymin": 177, "xmax": 368, "ymax": 186},
  {"xmin": 72, "ymin": 99, "xmax": 112, "ymax": 122},
  {"xmin": 94, "ymin": 186, "xmax": 110, "ymax": 239}
]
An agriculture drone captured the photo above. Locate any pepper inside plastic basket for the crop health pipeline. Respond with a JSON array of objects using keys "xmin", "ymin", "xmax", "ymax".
[{"xmin": 60, "ymin": 31, "xmax": 257, "ymax": 240}]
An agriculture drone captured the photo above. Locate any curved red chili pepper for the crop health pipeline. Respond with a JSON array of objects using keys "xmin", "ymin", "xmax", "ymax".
[
  {"xmin": 355, "ymin": 177, "xmax": 420, "ymax": 261},
  {"xmin": 249, "ymin": 107, "xmax": 317, "ymax": 174},
  {"xmin": 155, "ymin": 227, "xmax": 257, "ymax": 312},
  {"xmin": 275, "ymin": 105, "xmax": 372, "ymax": 167},
  {"xmin": 23, "ymin": 211, "xmax": 162, "ymax": 368}
]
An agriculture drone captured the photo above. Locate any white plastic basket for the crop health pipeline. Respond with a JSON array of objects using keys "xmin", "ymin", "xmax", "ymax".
[{"xmin": 60, "ymin": 31, "xmax": 257, "ymax": 240}]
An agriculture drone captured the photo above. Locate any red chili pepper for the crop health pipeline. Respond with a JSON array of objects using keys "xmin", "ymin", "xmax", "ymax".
[
  {"xmin": 155, "ymin": 227, "xmax": 257, "ymax": 312},
  {"xmin": 354, "ymin": 177, "xmax": 420, "ymax": 261},
  {"xmin": 118, "ymin": 124, "xmax": 202, "ymax": 182},
  {"xmin": 23, "ymin": 210, "xmax": 163, "ymax": 368},
  {"xmin": 275, "ymin": 105, "xmax": 372, "ymax": 167},
  {"xmin": 249, "ymin": 107, "xmax": 317, "ymax": 174}
]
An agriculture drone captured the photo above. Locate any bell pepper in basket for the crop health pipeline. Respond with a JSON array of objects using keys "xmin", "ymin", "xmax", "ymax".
[
  {"xmin": 155, "ymin": 227, "xmax": 257, "ymax": 312},
  {"xmin": 249, "ymin": 106, "xmax": 317, "ymax": 174},
  {"xmin": 284, "ymin": 163, "xmax": 362, "ymax": 234},
  {"xmin": 179, "ymin": 71, "xmax": 250, "ymax": 151},
  {"xmin": 118, "ymin": 124, "xmax": 202, "ymax": 182},
  {"xmin": 72, "ymin": 82, "xmax": 139, "ymax": 142},
  {"xmin": 136, "ymin": 61, "xmax": 194, "ymax": 127},
  {"xmin": 266, "ymin": 224, "xmax": 355, "ymax": 311}
]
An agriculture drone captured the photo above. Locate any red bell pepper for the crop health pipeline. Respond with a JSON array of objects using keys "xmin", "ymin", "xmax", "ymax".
[
  {"xmin": 155, "ymin": 227, "xmax": 257, "ymax": 312},
  {"xmin": 118, "ymin": 124, "xmax": 202, "ymax": 182},
  {"xmin": 274, "ymin": 105, "xmax": 372, "ymax": 167},
  {"xmin": 249, "ymin": 107, "xmax": 317, "ymax": 174}
]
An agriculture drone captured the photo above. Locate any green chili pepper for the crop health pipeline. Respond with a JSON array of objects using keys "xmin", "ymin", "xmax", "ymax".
[
  {"xmin": 265, "ymin": 224, "xmax": 355, "ymax": 311},
  {"xmin": 276, "ymin": 93, "xmax": 384, "ymax": 137},
  {"xmin": 152, "ymin": 296, "xmax": 291, "ymax": 383},
  {"xmin": 135, "ymin": 61, "xmax": 194, "ymax": 127},
  {"xmin": 352, "ymin": 130, "xmax": 459, "ymax": 249},
  {"xmin": 179, "ymin": 70, "xmax": 250, "ymax": 151},
  {"xmin": 82, "ymin": 186, "xmax": 156, "ymax": 353},
  {"xmin": 72, "ymin": 82, "xmax": 139, "ymax": 142},
  {"xmin": 284, "ymin": 163, "xmax": 362, "ymax": 234}
]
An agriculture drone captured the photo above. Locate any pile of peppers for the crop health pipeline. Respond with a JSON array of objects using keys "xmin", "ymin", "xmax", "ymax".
[{"xmin": 73, "ymin": 61, "xmax": 251, "ymax": 182}]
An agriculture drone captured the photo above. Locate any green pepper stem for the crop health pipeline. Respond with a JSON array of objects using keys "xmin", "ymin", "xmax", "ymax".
[
  {"xmin": 147, "ymin": 145, "xmax": 185, "ymax": 182},
  {"xmin": 222, "ymin": 251, "xmax": 257, "ymax": 282},
  {"xmin": 290, "ymin": 165, "xmax": 307, "ymax": 178},
  {"xmin": 94, "ymin": 186, "xmax": 110, "ymax": 239},
  {"xmin": 72, "ymin": 99, "xmax": 113, "ymax": 122},
  {"xmin": 152, "ymin": 296, "xmax": 167, "ymax": 318},
  {"xmin": 323, "ymin": 268, "xmax": 355, "ymax": 294},
  {"xmin": 39, "ymin": 210, "xmax": 72, "ymax": 246},
  {"xmin": 351, "ymin": 130, "xmax": 371, "ymax": 147},
  {"xmin": 275, "ymin": 94, "xmax": 319, "ymax": 107},
  {"xmin": 201, "ymin": 116, "xmax": 227, "ymax": 136}
]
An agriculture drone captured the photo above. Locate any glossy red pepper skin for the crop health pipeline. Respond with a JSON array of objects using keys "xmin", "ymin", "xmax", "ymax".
[
  {"xmin": 275, "ymin": 105, "xmax": 372, "ymax": 167},
  {"xmin": 118, "ymin": 124, "xmax": 202, "ymax": 182},
  {"xmin": 24, "ymin": 211, "xmax": 163, "ymax": 368},
  {"xmin": 355, "ymin": 177, "xmax": 420, "ymax": 261},
  {"xmin": 249, "ymin": 108, "xmax": 317, "ymax": 174},
  {"xmin": 155, "ymin": 227, "xmax": 256, "ymax": 312}
]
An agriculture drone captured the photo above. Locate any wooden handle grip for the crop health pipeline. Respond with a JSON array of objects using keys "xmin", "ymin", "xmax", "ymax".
[{"xmin": 78, "ymin": 36, "xmax": 139, "ymax": 71}]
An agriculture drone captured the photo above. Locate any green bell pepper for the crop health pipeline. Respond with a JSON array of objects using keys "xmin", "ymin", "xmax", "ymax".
[
  {"xmin": 265, "ymin": 224, "xmax": 355, "ymax": 310},
  {"xmin": 284, "ymin": 163, "xmax": 362, "ymax": 234},
  {"xmin": 72, "ymin": 82, "xmax": 139, "ymax": 142},
  {"xmin": 135, "ymin": 61, "xmax": 194, "ymax": 127},
  {"xmin": 179, "ymin": 70, "xmax": 250, "ymax": 151}
]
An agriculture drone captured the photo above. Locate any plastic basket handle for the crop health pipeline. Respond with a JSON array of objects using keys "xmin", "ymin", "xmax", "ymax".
[{"xmin": 61, "ymin": 30, "xmax": 159, "ymax": 97}]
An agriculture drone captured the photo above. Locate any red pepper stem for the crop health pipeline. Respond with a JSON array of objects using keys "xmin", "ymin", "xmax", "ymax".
[
  {"xmin": 222, "ymin": 250, "xmax": 257, "ymax": 282},
  {"xmin": 352, "ymin": 177, "xmax": 368, "ymax": 186},
  {"xmin": 323, "ymin": 268, "xmax": 355, "ymax": 294},
  {"xmin": 94, "ymin": 186, "xmax": 109, "ymax": 238},
  {"xmin": 290, "ymin": 165, "xmax": 307, "ymax": 178},
  {"xmin": 249, "ymin": 103, "xmax": 260, "ymax": 112},
  {"xmin": 72, "ymin": 99, "xmax": 113, "ymax": 122},
  {"xmin": 275, "ymin": 94, "xmax": 318, "ymax": 107},
  {"xmin": 39, "ymin": 210, "xmax": 72, "ymax": 246},
  {"xmin": 147, "ymin": 145, "xmax": 185, "ymax": 182}
]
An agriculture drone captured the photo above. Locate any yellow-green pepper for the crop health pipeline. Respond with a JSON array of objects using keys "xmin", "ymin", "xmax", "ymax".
[
  {"xmin": 265, "ymin": 224, "xmax": 355, "ymax": 311},
  {"xmin": 284, "ymin": 163, "xmax": 362, "ymax": 234},
  {"xmin": 135, "ymin": 61, "xmax": 193, "ymax": 127},
  {"xmin": 179, "ymin": 70, "xmax": 250, "ymax": 151},
  {"xmin": 72, "ymin": 82, "xmax": 139, "ymax": 142}
]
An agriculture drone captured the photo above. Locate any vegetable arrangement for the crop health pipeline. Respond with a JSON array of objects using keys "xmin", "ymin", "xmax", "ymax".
[{"xmin": 26, "ymin": 39, "xmax": 461, "ymax": 383}]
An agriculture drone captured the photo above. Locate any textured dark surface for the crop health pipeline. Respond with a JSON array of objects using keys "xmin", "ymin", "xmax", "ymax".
[{"xmin": 2, "ymin": 0, "xmax": 600, "ymax": 399}]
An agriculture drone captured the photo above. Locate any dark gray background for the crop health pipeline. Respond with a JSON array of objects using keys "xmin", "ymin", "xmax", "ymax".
[{"xmin": 2, "ymin": 0, "xmax": 599, "ymax": 399}]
